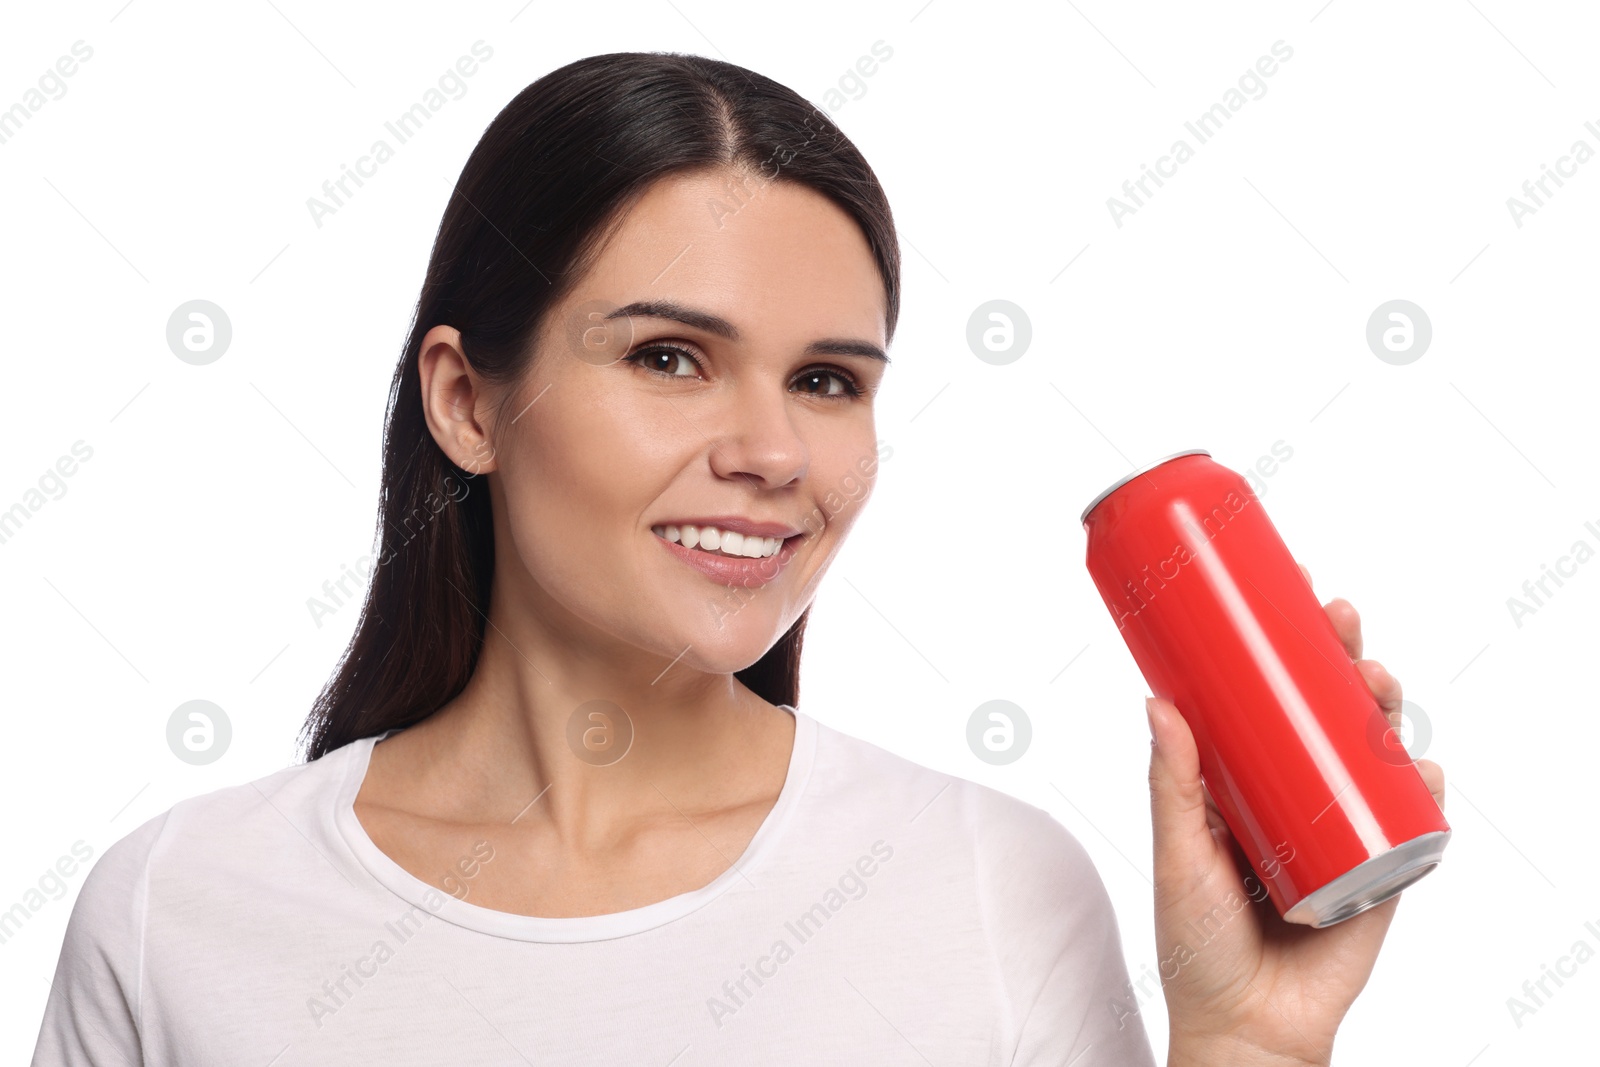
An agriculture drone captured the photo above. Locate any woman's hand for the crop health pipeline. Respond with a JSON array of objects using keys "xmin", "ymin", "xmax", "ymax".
[{"xmin": 1148, "ymin": 563, "xmax": 1446, "ymax": 1067}]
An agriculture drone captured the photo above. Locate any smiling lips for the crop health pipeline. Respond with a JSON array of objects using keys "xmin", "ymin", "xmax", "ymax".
[
  {"xmin": 652, "ymin": 523, "xmax": 784, "ymax": 559},
  {"xmin": 650, "ymin": 518, "xmax": 807, "ymax": 584}
]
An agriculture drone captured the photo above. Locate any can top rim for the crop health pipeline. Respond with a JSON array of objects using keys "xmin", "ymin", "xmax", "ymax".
[{"xmin": 1079, "ymin": 449, "xmax": 1211, "ymax": 525}]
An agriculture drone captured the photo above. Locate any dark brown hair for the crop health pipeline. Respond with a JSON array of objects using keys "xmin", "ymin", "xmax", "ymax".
[{"xmin": 298, "ymin": 51, "xmax": 901, "ymax": 761}]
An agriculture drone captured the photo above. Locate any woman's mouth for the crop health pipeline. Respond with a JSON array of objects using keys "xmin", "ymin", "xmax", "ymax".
[
  {"xmin": 651, "ymin": 523, "xmax": 785, "ymax": 558},
  {"xmin": 650, "ymin": 522, "xmax": 803, "ymax": 585}
]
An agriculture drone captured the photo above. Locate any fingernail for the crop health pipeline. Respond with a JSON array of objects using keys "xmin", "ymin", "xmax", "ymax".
[{"xmin": 1145, "ymin": 697, "xmax": 1157, "ymax": 745}]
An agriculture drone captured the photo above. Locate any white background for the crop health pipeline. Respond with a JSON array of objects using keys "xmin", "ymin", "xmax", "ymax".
[{"xmin": 2, "ymin": 1, "xmax": 1595, "ymax": 1063}]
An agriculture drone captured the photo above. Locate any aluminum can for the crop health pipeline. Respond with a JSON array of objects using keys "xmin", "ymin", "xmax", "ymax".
[{"xmin": 1081, "ymin": 449, "xmax": 1450, "ymax": 926}]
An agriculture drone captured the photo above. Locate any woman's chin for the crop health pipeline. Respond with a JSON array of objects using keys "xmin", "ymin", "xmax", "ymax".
[{"xmin": 636, "ymin": 618, "xmax": 794, "ymax": 677}]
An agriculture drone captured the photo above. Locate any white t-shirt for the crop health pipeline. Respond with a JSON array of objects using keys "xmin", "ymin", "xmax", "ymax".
[{"xmin": 32, "ymin": 707, "xmax": 1158, "ymax": 1066}]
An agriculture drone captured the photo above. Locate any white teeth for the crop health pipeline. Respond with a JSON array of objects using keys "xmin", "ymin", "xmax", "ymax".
[{"xmin": 651, "ymin": 524, "xmax": 784, "ymax": 559}]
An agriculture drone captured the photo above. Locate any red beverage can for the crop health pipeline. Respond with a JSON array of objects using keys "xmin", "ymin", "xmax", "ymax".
[{"xmin": 1081, "ymin": 449, "xmax": 1450, "ymax": 926}]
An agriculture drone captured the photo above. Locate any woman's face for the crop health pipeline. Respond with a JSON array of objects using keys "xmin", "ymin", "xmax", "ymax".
[{"xmin": 459, "ymin": 167, "xmax": 890, "ymax": 677}]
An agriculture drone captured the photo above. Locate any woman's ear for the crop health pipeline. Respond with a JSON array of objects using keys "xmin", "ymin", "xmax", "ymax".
[{"xmin": 418, "ymin": 324, "xmax": 499, "ymax": 475}]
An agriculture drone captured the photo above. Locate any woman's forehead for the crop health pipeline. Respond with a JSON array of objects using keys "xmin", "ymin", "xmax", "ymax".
[{"xmin": 576, "ymin": 174, "xmax": 887, "ymax": 343}]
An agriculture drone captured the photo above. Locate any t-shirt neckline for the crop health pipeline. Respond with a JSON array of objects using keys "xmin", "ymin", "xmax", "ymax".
[{"xmin": 332, "ymin": 705, "xmax": 816, "ymax": 944}]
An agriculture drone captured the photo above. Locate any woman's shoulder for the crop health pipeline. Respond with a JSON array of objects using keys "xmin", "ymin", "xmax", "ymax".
[
  {"xmin": 80, "ymin": 737, "xmax": 369, "ymax": 908},
  {"xmin": 805, "ymin": 712, "xmax": 1150, "ymax": 1062},
  {"xmin": 48, "ymin": 740, "xmax": 366, "ymax": 998},
  {"xmin": 805, "ymin": 712, "xmax": 1105, "ymax": 891}
]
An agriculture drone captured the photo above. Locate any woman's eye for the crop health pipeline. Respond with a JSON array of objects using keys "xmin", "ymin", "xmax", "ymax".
[
  {"xmin": 625, "ymin": 345, "xmax": 863, "ymax": 400},
  {"xmin": 625, "ymin": 344, "xmax": 703, "ymax": 378},
  {"xmin": 792, "ymin": 367, "xmax": 862, "ymax": 399}
]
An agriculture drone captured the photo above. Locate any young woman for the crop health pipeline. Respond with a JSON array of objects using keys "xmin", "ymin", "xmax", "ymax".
[{"xmin": 33, "ymin": 52, "xmax": 1443, "ymax": 1066}]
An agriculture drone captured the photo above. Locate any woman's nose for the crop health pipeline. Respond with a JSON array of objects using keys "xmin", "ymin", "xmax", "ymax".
[{"xmin": 706, "ymin": 388, "xmax": 809, "ymax": 490}]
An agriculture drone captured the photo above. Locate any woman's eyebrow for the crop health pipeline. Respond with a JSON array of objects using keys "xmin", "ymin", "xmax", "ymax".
[{"xmin": 606, "ymin": 299, "xmax": 890, "ymax": 364}]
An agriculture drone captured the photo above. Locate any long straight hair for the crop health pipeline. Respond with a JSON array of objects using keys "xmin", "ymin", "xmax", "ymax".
[{"xmin": 298, "ymin": 52, "xmax": 901, "ymax": 761}]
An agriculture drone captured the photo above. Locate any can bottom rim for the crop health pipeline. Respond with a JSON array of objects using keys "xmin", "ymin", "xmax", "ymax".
[{"xmin": 1282, "ymin": 829, "xmax": 1451, "ymax": 928}]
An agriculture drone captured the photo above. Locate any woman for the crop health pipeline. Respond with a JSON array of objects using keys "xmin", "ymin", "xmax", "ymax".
[{"xmin": 33, "ymin": 52, "xmax": 1443, "ymax": 1065}]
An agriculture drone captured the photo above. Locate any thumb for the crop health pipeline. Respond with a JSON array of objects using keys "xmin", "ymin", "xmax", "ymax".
[{"xmin": 1147, "ymin": 696, "xmax": 1213, "ymax": 892}]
